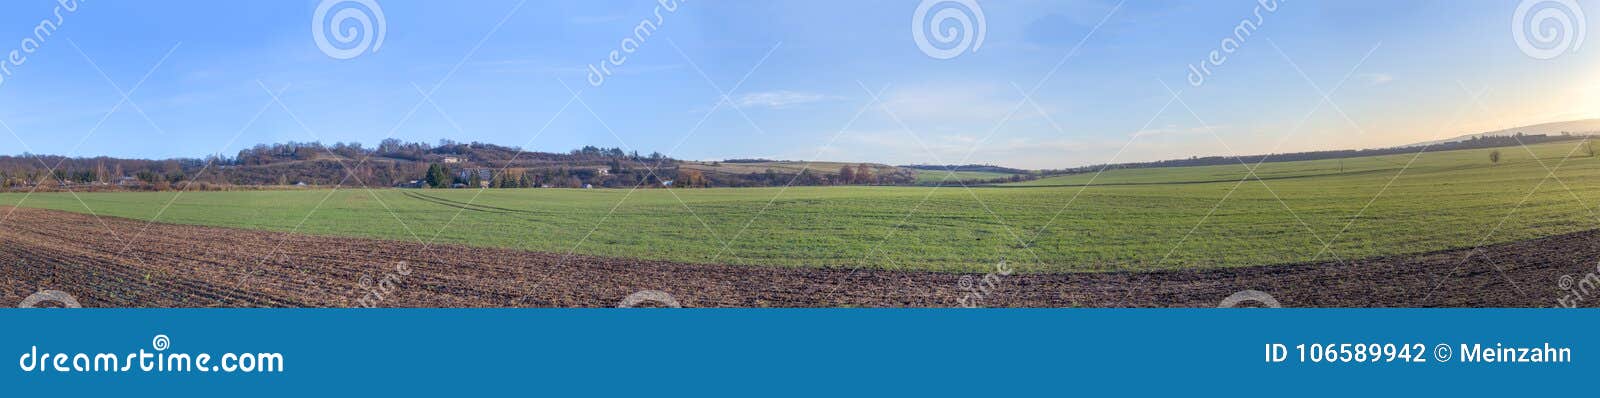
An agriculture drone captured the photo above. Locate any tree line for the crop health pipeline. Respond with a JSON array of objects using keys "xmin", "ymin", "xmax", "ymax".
[{"xmin": 1, "ymin": 139, "xmax": 917, "ymax": 191}]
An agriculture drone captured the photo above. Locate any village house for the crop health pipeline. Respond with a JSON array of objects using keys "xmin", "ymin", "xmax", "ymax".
[{"xmin": 457, "ymin": 168, "xmax": 494, "ymax": 182}]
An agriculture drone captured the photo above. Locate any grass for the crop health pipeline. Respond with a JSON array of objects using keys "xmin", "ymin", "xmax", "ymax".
[
  {"xmin": 912, "ymin": 169, "xmax": 1018, "ymax": 184},
  {"xmin": 5, "ymin": 140, "xmax": 1600, "ymax": 273}
]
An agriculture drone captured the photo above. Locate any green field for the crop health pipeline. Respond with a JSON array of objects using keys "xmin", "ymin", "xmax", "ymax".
[
  {"xmin": 912, "ymin": 169, "xmax": 1019, "ymax": 184},
  {"xmin": 5, "ymin": 141, "xmax": 1600, "ymax": 273}
]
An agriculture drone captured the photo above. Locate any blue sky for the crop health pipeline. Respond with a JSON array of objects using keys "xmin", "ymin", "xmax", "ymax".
[{"xmin": 0, "ymin": 0, "xmax": 1595, "ymax": 168}]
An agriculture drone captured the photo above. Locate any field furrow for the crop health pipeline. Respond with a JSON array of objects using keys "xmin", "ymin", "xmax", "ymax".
[{"xmin": 1, "ymin": 206, "xmax": 1593, "ymax": 307}]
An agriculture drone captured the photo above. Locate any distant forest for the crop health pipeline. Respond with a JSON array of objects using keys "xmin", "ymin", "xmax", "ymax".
[{"xmin": 0, "ymin": 139, "xmax": 910, "ymax": 191}]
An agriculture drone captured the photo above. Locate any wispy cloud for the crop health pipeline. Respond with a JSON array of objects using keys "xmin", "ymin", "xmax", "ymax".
[{"xmin": 733, "ymin": 90, "xmax": 835, "ymax": 109}]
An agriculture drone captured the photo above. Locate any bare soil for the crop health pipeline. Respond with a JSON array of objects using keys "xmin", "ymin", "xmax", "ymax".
[{"xmin": 0, "ymin": 206, "xmax": 1591, "ymax": 307}]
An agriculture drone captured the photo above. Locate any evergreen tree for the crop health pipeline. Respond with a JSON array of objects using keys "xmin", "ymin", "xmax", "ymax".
[{"xmin": 425, "ymin": 163, "xmax": 450, "ymax": 188}]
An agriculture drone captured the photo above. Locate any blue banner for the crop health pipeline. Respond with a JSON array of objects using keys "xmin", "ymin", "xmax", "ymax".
[{"xmin": 0, "ymin": 309, "xmax": 1590, "ymax": 396}]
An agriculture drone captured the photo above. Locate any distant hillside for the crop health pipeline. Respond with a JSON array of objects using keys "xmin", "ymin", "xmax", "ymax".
[
  {"xmin": 900, "ymin": 164, "xmax": 1029, "ymax": 174},
  {"xmin": 1037, "ymin": 133, "xmax": 1591, "ymax": 178},
  {"xmin": 1407, "ymin": 119, "xmax": 1600, "ymax": 147}
]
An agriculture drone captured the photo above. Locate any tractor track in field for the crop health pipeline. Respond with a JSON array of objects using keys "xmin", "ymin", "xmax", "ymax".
[
  {"xmin": 0, "ymin": 206, "xmax": 1592, "ymax": 307},
  {"xmin": 399, "ymin": 191, "xmax": 538, "ymax": 215}
]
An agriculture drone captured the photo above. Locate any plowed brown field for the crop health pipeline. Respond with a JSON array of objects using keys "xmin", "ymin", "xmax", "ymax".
[{"xmin": 0, "ymin": 206, "xmax": 1591, "ymax": 307}]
